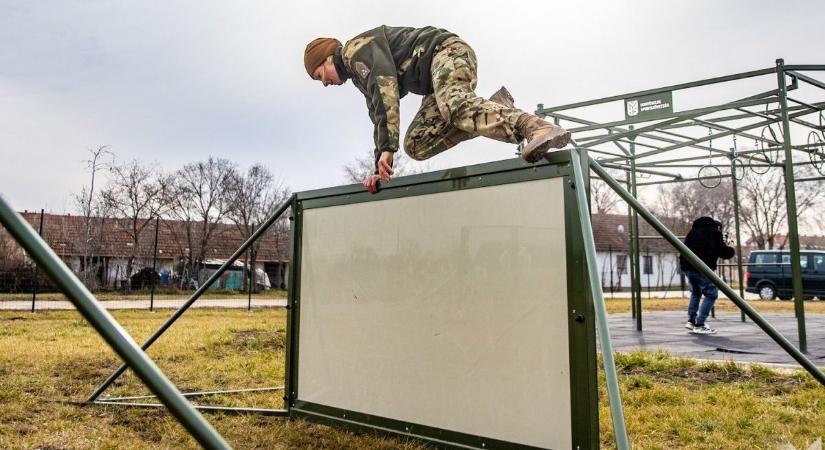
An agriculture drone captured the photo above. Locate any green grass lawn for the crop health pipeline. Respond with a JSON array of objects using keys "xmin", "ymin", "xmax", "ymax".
[{"xmin": 1, "ymin": 309, "xmax": 823, "ymax": 449}]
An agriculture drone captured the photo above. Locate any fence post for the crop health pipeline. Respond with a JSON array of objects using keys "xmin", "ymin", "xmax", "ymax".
[
  {"xmin": 31, "ymin": 209, "xmax": 45, "ymax": 313},
  {"xmin": 247, "ymin": 224, "xmax": 255, "ymax": 312},
  {"xmin": 150, "ymin": 216, "xmax": 159, "ymax": 312}
]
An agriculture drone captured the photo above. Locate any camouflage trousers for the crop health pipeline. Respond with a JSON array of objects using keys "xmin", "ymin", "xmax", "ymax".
[{"xmin": 404, "ymin": 37, "xmax": 526, "ymax": 161}]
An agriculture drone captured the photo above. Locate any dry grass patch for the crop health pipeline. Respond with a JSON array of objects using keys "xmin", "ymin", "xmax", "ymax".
[
  {"xmin": 605, "ymin": 297, "xmax": 825, "ymax": 314},
  {"xmin": 602, "ymin": 351, "xmax": 825, "ymax": 449},
  {"xmin": 1, "ymin": 310, "xmax": 824, "ymax": 449}
]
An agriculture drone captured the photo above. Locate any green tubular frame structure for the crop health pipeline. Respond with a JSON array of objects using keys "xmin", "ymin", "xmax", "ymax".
[
  {"xmin": 587, "ymin": 156, "xmax": 825, "ymax": 387},
  {"xmin": 0, "ymin": 196, "xmax": 232, "ymax": 450},
  {"xmin": 538, "ymin": 60, "xmax": 825, "ymax": 350},
  {"xmin": 85, "ymin": 195, "xmax": 296, "ymax": 404}
]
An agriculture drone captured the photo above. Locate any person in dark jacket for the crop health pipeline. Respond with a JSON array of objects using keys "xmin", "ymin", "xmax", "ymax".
[
  {"xmin": 679, "ymin": 217, "xmax": 736, "ymax": 334},
  {"xmin": 304, "ymin": 26, "xmax": 571, "ymax": 193}
]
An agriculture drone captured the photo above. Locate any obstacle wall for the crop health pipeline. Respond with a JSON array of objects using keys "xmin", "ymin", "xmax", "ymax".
[{"xmin": 286, "ymin": 155, "xmax": 598, "ymax": 449}]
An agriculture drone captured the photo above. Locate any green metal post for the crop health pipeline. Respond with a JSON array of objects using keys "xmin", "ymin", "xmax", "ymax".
[
  {"xmin": 31, "ymin": 208, "xmax": 44, "ymax": 313},
  {"xmin": 776, "ymin": 59, "xmax": 807, "ymax": 352},
  {"xmin": 86, "ymin": 195, "xmax": 296, "ymax": 403},
  {"xmin": 629, "ymin": 129, "xmax": 643, "ymax": 331},
  {"xmin": 625, "ymin": 173, "xmax": 636, "ymax": 319},
  {"xmin": 150, "ymin": 216, "xmax": 159, "ymax": 312},
  {"xmin": 0, "ymin": 197, "xmax": 232, "ymax": 450},
  {"xmin": 571, "ymin": 152, "xmax": 630, "ymax": 450},
  {"xmin": 730, "ymin": 153, "xmax": 746, "ymax": 322},
  {"xmin": 589, "ymin": 159, "xmax": 825, "ymax": 387}
]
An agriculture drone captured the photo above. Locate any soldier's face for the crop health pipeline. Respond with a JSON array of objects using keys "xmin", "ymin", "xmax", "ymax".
[{"xmin": 313, "ymin": 59, "xmax": 342, "ymax": 87}]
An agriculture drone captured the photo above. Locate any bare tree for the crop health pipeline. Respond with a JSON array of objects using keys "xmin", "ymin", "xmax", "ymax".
[
  {"xmin": 0, "ymin": 227, "xmax": 26, "ymax": 270},
  {"xmin": 342, "ymin": 150, "xmax": 425, "ymax": 184},
  {"xmin": 101, "ymin": 159, "xmax": 172, "ymax": 289},
  {"xmin": 166, "ymin": 157, "xmax": 238, "ymax": 282},
  {"xmin": 73, "ymin": 145, "xmax": 113, "ymax": 288},
  {"xmin": 654, "ymin": 180, "xmax": 735, "ymax": 231},
  {"xmin": 738, "ymin": 167, "xmax": 818, "ymax": 249},
  {"xmin": 590, "ymin": 179, "xmax": 622, "ymax": 214},
  {"xmin": 225, "ymin": 164, "xmax": 292, "ymax": 292}
]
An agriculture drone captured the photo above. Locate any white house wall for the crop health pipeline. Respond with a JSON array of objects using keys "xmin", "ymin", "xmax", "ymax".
[{"xmin": 595, "ymin": 250, "xmax": 682, "ymax": 290}]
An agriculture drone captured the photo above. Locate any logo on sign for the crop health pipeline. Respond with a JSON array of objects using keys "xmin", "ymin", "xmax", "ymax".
[{"xmin": 626, "ymin": 100, "xmax": 639, "ymax": 117}]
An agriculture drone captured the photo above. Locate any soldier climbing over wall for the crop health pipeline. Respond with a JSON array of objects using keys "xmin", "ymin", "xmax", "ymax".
[{"xmin": 304, "ymin": 25, "xmax": 571, "ymax": 193}]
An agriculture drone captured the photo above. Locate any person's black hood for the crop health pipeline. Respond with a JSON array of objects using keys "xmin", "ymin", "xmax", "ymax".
[
  {"xmin": 681, "ymin": 215, "xmax": 735, "ymax": 272},
  {"xmin": 691, "ymin": 216, "xmax": 718, "ymax": 229}
]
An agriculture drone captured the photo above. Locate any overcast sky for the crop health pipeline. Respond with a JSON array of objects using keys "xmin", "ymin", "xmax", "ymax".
[{"xmin": 1, "ymin": 0, "xmax": 824, "ymax": 213}]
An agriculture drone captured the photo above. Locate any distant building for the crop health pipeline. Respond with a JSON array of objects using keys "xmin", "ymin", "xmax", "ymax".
[
  {"xmin": 591, "ymin": 213, "xmax": 687, "ymax": 290},
  {"xmin": 10, "ymin": 211, "xmax": 289, "ymax": 291}
]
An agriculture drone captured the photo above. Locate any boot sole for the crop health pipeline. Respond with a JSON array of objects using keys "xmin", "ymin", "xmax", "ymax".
[{"xmin": 521, "ymin": 130, "xmax": 572, "ymax": 163}]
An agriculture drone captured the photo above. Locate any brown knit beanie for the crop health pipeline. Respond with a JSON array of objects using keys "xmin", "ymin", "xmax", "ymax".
[{"xmin": 304, "ymin": 38, "xmax": 342, "ymax": 78}]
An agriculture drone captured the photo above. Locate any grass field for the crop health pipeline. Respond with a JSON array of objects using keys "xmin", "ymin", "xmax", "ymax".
[{"xmin": 1, "ymin": 309, "xmax": 823, "ymax": 449}]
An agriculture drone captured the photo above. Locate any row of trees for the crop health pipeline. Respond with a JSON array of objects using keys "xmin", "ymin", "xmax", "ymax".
[
  {"xmin": 589, "ymin": 165, "xmax": 821, "ymax": 249},
  {"xmin": 74, "ymin": 147, "xmax": 290, "ymax": 290}
]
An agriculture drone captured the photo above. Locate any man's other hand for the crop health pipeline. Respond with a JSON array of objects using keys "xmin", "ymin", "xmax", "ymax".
[
  {"xmin": 364, "ymin": 151, "xmax": 394, "ymax": 194},
  {"xmin": 378, "ymin": 151, "xmax": 394, "ymax": 182}
]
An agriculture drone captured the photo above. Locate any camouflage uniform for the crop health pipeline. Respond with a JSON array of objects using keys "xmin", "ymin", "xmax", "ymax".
[
  {"xmin": 333, "ymin": 26, "xmax": 527, "ymax": 168},
  {"xmin": 405, "ymin": 37, "xmax": 523, "ymax": 161}
]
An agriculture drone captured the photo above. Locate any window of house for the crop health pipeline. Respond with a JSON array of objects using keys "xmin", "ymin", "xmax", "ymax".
[
  {"xmin": 616, "ymin": 254, "xmax": 627, "ymax": 275},
  {"xmin": 643, "ymin": 255, "xmax": 653, "ymax": 275}
]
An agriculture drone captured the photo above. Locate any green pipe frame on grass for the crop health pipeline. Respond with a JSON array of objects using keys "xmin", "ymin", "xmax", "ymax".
[{"xmin": 0, "ymin": 195, "xmax": 233, "ymax": 450}]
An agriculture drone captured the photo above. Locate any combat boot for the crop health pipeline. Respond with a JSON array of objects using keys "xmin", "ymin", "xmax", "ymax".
[
  {"xmin": 489, "ymin": 86, "xmax": 515, "ymax": 108},
  {"xmin": 516, "ymin": 114, "xmax": 571, "ymax": 163}
]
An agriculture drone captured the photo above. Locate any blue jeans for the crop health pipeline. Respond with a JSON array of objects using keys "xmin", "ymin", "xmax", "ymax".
[{"xmin": 685, "ymin": 269, "xmax": 718, "ymax": 326}]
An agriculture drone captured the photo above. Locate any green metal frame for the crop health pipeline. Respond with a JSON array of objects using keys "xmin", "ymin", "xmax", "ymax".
[
  {"xmin": 86, "ymin": 196, "xmax": 295, "ymax": 403},
  {"xmin": 587, "ymin": 156, "xmax": 825, "ymax": 387},
  {"xmin": 537, "ymin": 60, "xmax": 825, "ymax": 346},
  {"xmin": 0, "ymin": 196, "xmax": 232, "ymax": 450},
  {"xmin": 286, "ymin": 154, "xmax": 603, "ymax": 449}
]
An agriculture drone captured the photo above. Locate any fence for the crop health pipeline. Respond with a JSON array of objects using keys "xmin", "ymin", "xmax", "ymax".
[{"xmin": 0, "ymin": 210, "xmax": 289, "ymax": 311}]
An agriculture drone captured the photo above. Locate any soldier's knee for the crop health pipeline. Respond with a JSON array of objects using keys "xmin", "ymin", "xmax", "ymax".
[
  {"xmin": 405, "ymin": 148, "xmax": 430, "ymax": 161},
  {"xmin": 403, "ymin": 137, "xmax": 429, "ymax": 161}
]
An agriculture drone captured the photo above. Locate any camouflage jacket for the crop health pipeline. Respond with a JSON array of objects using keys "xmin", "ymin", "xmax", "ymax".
[{"xmin": 332, "ymin": 26, "xmax": 456, "ymax": 162}]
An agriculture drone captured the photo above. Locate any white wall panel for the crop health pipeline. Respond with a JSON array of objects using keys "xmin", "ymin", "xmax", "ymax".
[{"xmin": 297, "ymin": 178, "xmax": 570, "ymax": 449}]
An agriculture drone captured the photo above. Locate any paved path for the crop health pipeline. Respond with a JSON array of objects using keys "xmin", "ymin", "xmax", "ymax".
[
  {"xmin": 0, "ymin": 298, "xmax": 287, "ymax": 310},
  {"xmin": 608, "ymin": 311, "xmax": 825, "ymax": 367}
]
